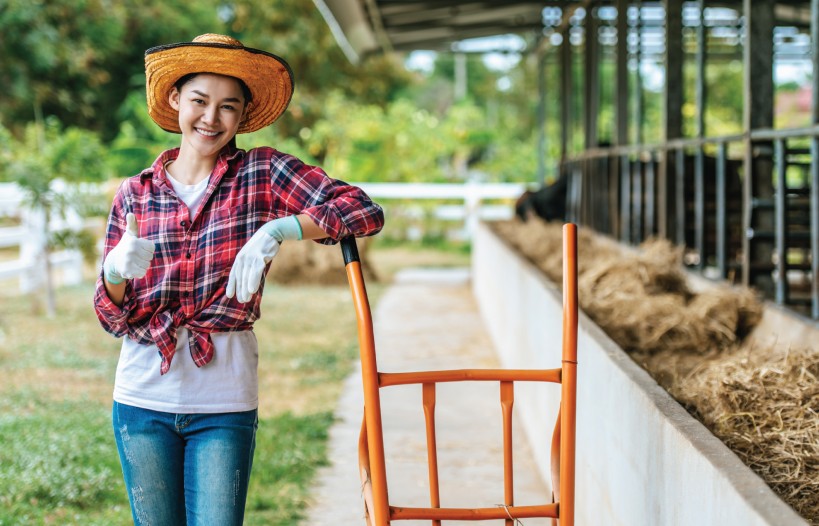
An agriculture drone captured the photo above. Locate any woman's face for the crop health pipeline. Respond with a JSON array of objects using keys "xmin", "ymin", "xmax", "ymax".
[{"xmin": 169, "ymin": 73, "xmax": 248, "ymax": 159}]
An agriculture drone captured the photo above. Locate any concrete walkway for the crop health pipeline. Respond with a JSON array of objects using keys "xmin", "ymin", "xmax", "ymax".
[{"xmin": 304, "ymin": 268, "xmax": 550, "ymax": 525}]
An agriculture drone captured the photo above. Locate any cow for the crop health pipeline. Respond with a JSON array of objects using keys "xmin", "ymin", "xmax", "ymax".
[{"xmin": 515, "ymin": 172, "xmax": 568, "ymax": 223}]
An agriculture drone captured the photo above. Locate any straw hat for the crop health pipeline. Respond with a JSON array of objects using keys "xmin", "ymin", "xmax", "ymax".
[{"xmin": 144, "ymin": 33, "xmax": 294, "ymax": 134}]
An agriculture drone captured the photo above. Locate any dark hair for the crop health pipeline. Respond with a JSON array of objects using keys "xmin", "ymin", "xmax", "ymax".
[
  {"xmin": 174, "ymin": 73, "xmax": 252, "ymax": 147},
  {"xmin": 174, "ymin": 72, "xmax": 253, "ymax": 104}
]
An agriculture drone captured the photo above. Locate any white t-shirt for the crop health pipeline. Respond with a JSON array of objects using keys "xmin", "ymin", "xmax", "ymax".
[
  {"xmin": 114, "ymin": 329, "xmax": 259, "ymax": 413},
  {"xmin": 166, "ymin": 170, "xmax": 209, "ymax": 219},
  {"xmin": 112, "ymin": 172, "xmax": 259, "ymax": 413}
]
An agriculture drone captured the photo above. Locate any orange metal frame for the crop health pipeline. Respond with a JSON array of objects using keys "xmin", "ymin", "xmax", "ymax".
[{"xmin": 341, "ymin": 223, "xmax": 578, "ymax": 526}]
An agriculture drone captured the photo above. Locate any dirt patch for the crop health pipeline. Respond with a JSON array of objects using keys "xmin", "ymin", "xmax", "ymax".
[
  {"xmin": 493, "ymin": 217, "xmax": 819, "ymax": 524},
  {"xmin": 267, "ymin": 237, "xmax": 378, "ymax": 285},
  {"xmin": 0, "ymin": 367, "xmax": 113, "ymax": 405}
]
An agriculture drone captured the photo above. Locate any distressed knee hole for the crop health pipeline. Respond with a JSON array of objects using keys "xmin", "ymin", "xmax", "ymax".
[
  {"xmin": 130, "ymin": 485, "xmax": 152, "ymax": 526},
  {"xmin": 233, "ymin": 469, "xmax": 241, "ymax": 506},
  {"xmin": 118, "ymin": 424, "xmax": 135, "ymax": 464}
]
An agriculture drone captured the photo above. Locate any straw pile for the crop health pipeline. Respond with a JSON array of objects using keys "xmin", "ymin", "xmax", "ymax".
[
  {"xmin": 267, "ymin": 236, "xmax": 378, "ymax": 286},
  {"xmin": 493, "ymin": 217, "xmax": 819, "ymax": 524},
  {"xmin": 673, "ymin": 346, "xmax": 819, "ymax": 521},
  {"xmin": 493, "ymin": 218, "xmax": 762, "ymax": 355}
]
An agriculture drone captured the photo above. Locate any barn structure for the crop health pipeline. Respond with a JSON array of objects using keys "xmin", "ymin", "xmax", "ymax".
[{"xmin": 315, "ymin": 0, "xmax": 819, "ymax": 322}]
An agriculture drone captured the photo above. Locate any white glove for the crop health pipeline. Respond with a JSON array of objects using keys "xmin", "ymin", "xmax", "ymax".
[
  {"xmin": 103, "ymin": 213, "xmax": 155, "ymax": 284},
  {"xmin": 227, "ymin": 216, "xmax": 303, "ymax": 303}
]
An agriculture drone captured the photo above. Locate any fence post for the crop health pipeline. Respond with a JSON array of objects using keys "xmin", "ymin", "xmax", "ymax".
[
  {"xmin": 13, "ymin": 180, "xmax": 85, "ymax": 294},
  {"xmin": 19, "ymin": 206, "xmax": 46, "ymax": 294},
  {"xmin": 464, "ymin": 180, "xmax": 481, "ymax": 239},
  {"xmin": 49, "ymin": 179, "xmax": 84, "ymax": 286}
]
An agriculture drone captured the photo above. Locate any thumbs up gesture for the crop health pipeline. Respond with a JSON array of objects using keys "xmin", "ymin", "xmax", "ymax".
[{"xmin": 103, "ymin": 213, "xmax": 156, "ymax": 284}]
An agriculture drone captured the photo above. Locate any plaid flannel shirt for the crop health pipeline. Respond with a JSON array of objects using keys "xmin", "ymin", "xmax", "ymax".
[{"xmin": 94, "ymin": 145, "xmax": 384, "ymax": 375}]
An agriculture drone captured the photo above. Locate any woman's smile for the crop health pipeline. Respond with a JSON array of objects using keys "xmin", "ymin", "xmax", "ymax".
[{"xmin": 195, "ymin": 128, "xmax": 220, "ymax": 138}]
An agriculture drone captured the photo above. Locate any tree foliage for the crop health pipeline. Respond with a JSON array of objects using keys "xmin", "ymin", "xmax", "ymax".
[
  {"xmin": 0, "ymin": 0, "xmax": 224, "ymax": 139},
  {"xmin": 0, "ymin": 116, "xmax": 109, "ymax": 316},
  {"xmin": 0, "ymin": 0, "xmax": 414, "ymax": 143}
]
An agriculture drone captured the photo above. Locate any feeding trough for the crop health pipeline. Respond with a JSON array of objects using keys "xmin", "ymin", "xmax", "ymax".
[{"xmin": 472, "ymin": 220, "xmax": 812, "ymax": 526}]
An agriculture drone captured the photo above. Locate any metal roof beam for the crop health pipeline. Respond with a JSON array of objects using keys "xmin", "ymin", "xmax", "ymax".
[
  {"xmin": 382, "ymin": 4, "xmax": 545, "ymax": 28},
  {"xmin": 313, "ymin": 0, "xmax": 381, "ymax": 62}
]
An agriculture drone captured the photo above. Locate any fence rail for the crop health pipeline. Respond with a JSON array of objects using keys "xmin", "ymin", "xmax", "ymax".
[
  {"xmin": 0, "ymin": 182, "xmax": 86, "ymax": 292},
  {"xmin": 354, "ymin": 181, "xmax": 525, "ymax": 239}
]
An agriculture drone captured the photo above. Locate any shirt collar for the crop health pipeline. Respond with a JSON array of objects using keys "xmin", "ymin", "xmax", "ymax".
[{"xmin": 140, "ymin": 145, "xmax": 245, "ymax": 184}]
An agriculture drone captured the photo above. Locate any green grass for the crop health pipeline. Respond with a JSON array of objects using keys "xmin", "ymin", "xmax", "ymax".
[
  {"xmin": 0, "ymin": 395, "xmax": 341, "ymax": 526},
  {"xmin": 0, "ymin": 243, "xmax": 470, "ymax": 525},
  {"xmin": 0, "ymin": 282, "xmax": 360, "ymax": 526},
  {"xmin": 0, "ymin": 395, "xmax": 127, "ymax": 526},
  {"xmin": 245, "ymin": 412, "xmax": 334, "ymax": 525}
]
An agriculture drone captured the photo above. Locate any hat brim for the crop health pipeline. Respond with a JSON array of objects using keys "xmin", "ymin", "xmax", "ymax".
[{"xmin": 145, "ymin": 42, "xmax": 294, "ymax": 134}]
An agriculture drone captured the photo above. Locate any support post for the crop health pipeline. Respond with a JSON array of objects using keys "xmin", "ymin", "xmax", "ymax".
[
  {"xmin": 537, "ymin": 42, "xmax": 548, "ymax": 184},
  {"xmin": 615, "ymin": 0, "xmax": 629, "ymax": 148},
  {"xmin": 561, "ymin": 24, "xmax": 573, "ymax": 163},
  {"xmin": 615, "ymin": 0, "xmax": 630, "ymax": 240},
  {"xmin": 662, "ymin": 0, "xmax": 684, "ymax": 241},
  {"xmin": 454, "ymin": 53, "xmax": 467, "ymax": 101},
  {"xmin": 632, "ymin": 1, "xmax": 644, "ymax": 244},
  {"xmin": 634, "ymin": 0, "xmax": 644, "ymax": 146},
  {"xmin": 584, "ymin": 6, "xmax": 600, "ymax": 150},
  {"xmin": 694, "ymin": 0, "xmax": 707, "ymax": 269},
  {"xmin": 741, "ymin": 0, "xmax": 775, "ymax": 295},
  {"xmin": 584, "ymin": 5, "xmax": 601, "ymax": 227}
]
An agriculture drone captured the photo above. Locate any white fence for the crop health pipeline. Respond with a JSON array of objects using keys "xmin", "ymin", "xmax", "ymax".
[
  {"xmin": 354, "ymin": 182, "xmax": 525, "ymax": 240},
  {"xmin": 0, "ymin": 182, "xmax": 86, "ymax": 292}
]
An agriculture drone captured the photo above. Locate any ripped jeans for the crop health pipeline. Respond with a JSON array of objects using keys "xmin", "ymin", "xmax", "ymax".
[{"xmin": 112, "ymin": 402, "xmax": 258, "ymax": 526}]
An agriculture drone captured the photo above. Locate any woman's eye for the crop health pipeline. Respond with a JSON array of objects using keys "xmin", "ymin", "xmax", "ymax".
[{"xmin": 222, "ymin": 105, "xmax": 236, "ymax": 111}]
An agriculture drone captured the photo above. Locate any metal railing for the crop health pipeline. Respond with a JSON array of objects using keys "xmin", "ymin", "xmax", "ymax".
[{"xmin": 560, "ymin": 126, "xmax": 819, "ymax": 321}]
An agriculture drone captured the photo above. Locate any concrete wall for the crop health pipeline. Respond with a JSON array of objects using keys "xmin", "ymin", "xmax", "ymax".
[{"xmin": 471, "ymin": 221, "xmax": 808, "ymax": 526}]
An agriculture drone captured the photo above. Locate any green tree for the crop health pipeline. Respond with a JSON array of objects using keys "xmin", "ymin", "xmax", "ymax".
[
  {"xmin": 221, "ymin": 0, "xmax": 413, "ymax": 146},
  {"xmin": 302, "ymin": 91, "xmax": 450, "ymax": 183},
  {"xmin": 1, "ymin": 117, "xmax": 108, "ymax": 316},
  {"xmin": 0, "ymin": 0, "xmax": 224, "ymax": 139},
  {"xmin": 683, "ymin": 59, "xmax": 744, "ymax": 139},
  {"xmin": 107, "ymin": 91, "xmax": 180, "ymax": 178}
]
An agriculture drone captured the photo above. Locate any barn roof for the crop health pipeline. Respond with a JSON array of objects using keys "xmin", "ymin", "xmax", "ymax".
[
  {"xmin": 313, "ymin": 0, "xmax": 815, "ymax": 63},
  {"xmin": 313, "ymin": 0, "xmax": 549, "ymax": 62}
]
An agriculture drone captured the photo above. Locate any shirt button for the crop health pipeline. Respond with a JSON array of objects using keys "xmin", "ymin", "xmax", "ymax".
[
  {"xmin": 185, "ymin": 253, "xmax": 192, "ymax": 259},
  {"xmin": 180, "ymin": 220, "xmax": 187, "ymax": 227},
  {"xmin": 183, "ymin": 291, "xmax": 190, "ymax": 297}
]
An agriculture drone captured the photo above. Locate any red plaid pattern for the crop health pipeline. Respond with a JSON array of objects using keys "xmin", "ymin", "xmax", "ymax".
[{"xmin": 94, "ymin": 146, "xmax": 384, "ymax": 374}]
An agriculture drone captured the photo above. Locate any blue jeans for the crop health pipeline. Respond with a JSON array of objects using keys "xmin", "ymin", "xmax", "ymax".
[{"xmin": 112, "ymin": 401, "xmax": 258, "ymax": 526}]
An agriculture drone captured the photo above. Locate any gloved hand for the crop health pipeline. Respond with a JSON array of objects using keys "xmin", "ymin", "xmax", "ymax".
[
  {"xmin": 103, "ymin": 213, "xmax": 156, "ymax": 284},
  {"xmin": 226, "ymin": 216, "xmax": 303, "ymax": 303}
]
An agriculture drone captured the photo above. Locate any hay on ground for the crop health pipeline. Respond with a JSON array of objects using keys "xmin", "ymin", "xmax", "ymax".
[
  {"xmin": 267, "ymin": 236, "xmax": 378, "ymax": 286},
  {"xmin": 492, "ymin": 217, "xmax": 817, "ymax": 524}
]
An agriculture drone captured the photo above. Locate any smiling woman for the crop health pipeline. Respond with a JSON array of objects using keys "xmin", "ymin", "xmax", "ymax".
[
  {"xmin": 92, "ymin": 32, "xmax": 385, "ymax": 526},
  {"xmin": 167, "ymin": 74, "xmax": 250, "ymax": 182}
]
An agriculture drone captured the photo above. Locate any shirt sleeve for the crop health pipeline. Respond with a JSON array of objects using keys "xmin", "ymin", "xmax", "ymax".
[
  {"xmin": 92, "ymin": 184, "xmax": 137, "ymax": 337},
  {"xmin": 93, "ymin": 272, "xmax": 136, "ymax": 338},
  {"xmin": 270, "ymin": 153, "xmax": 385, "ymax": 245}
]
